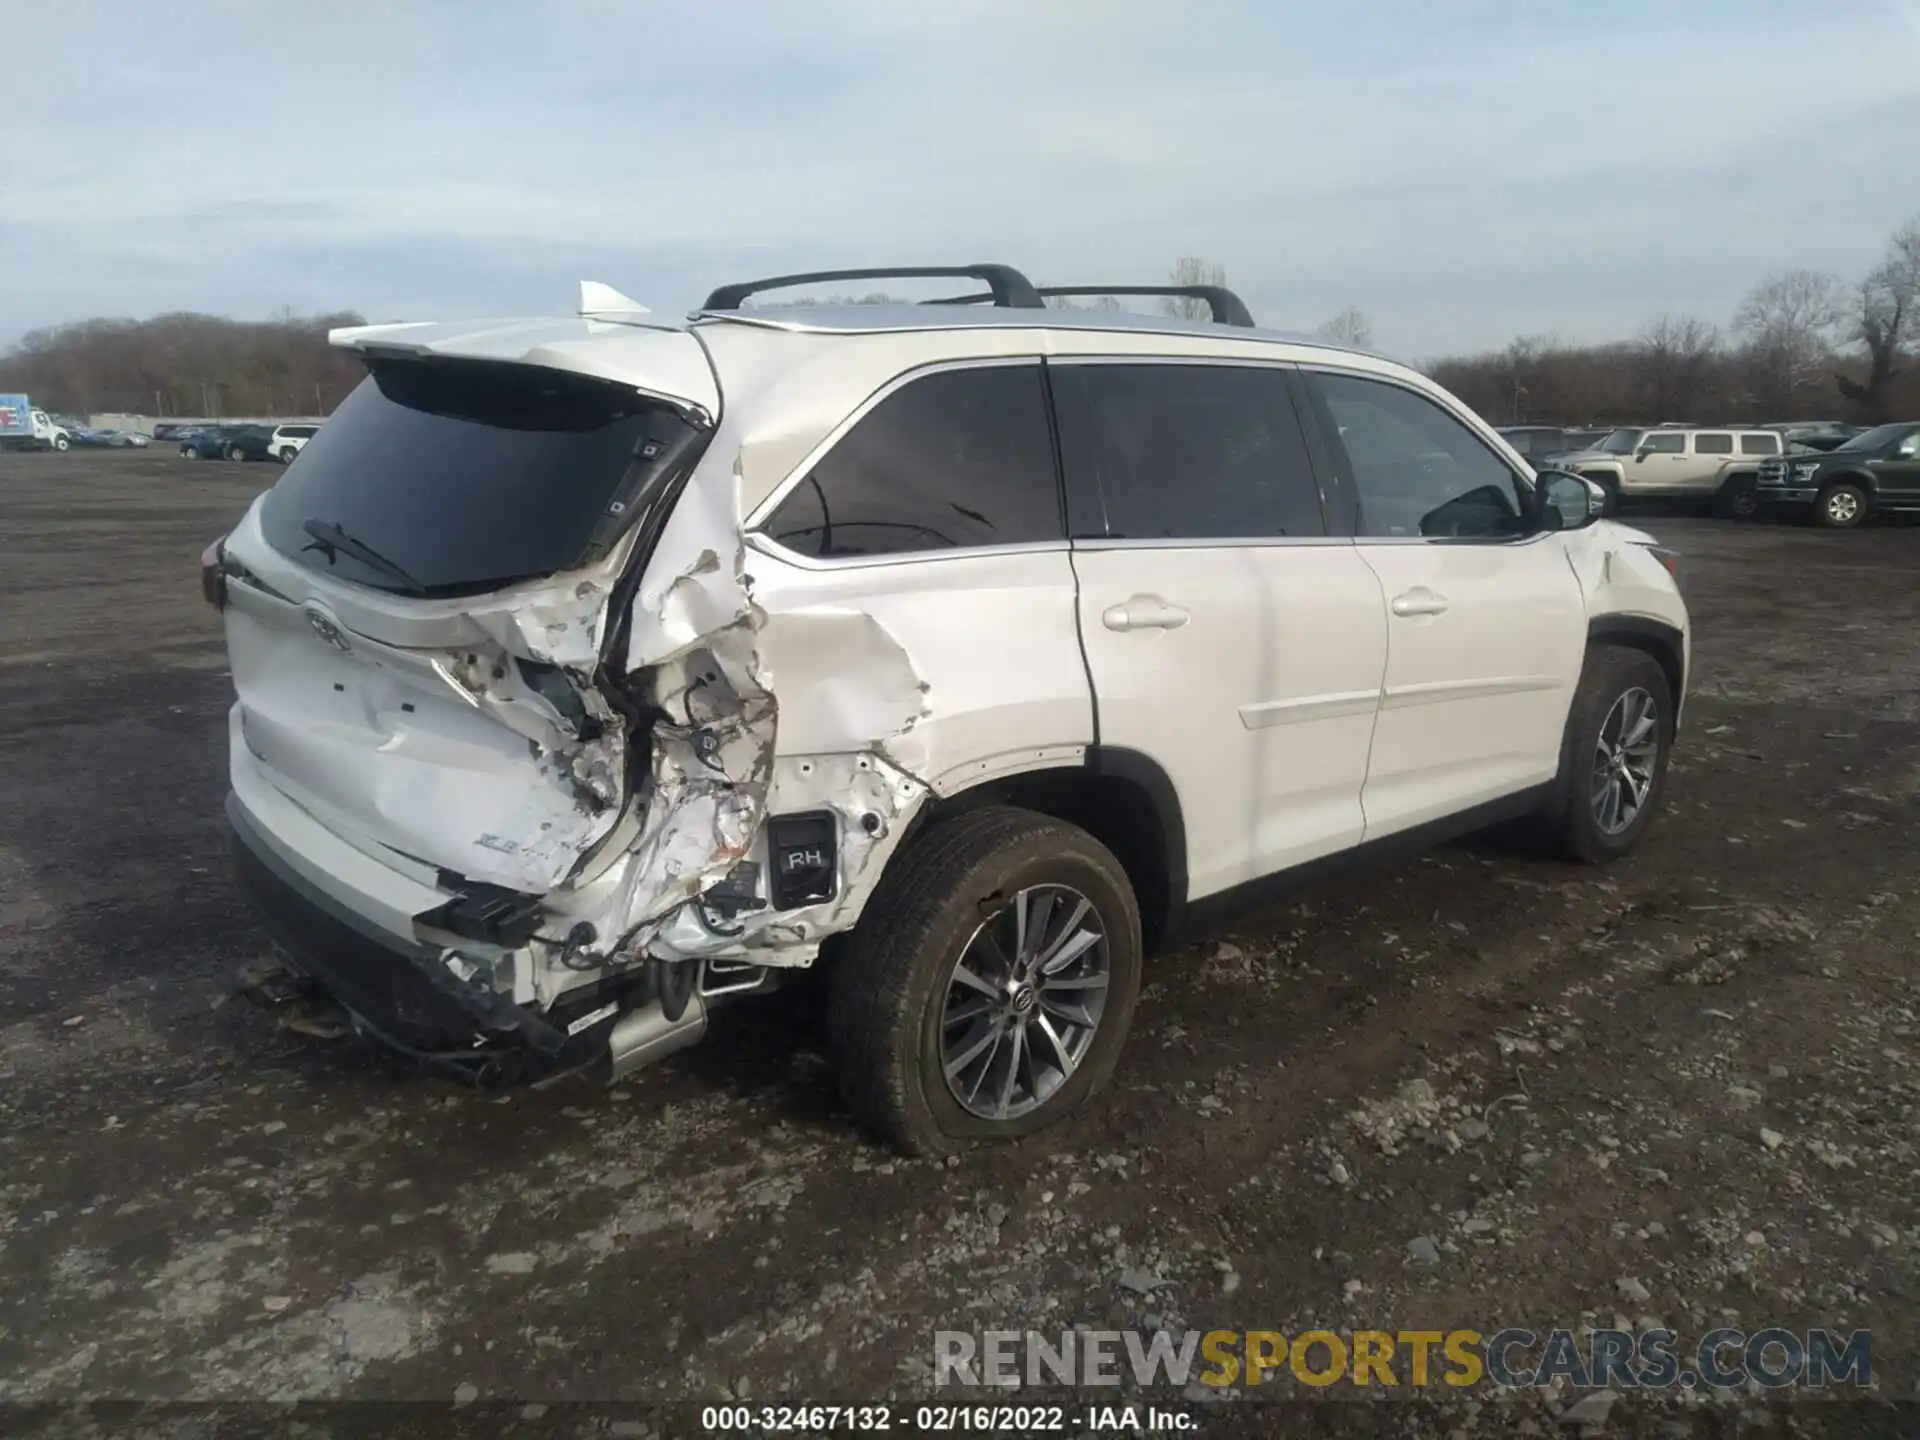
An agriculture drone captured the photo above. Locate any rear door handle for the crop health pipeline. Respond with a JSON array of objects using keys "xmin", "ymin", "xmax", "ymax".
[
  {"xmin": 1102, "ymin": 595, "xmax": 1190, "ymax": 632},
  {"xmin": 1390, "ymin": 587, "xmax": 1450, "ymax": 618}
]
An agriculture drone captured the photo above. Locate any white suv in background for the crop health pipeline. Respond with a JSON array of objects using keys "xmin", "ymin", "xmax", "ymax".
[
  {"xmin": 268, "ymin": 423, "xmax": 320, "ymax": 463},
  {"xmin": 1556, "ymin": 426, "xmax": 1783, "ymax": 516},
  {"xmin": 206, "ymin": 264, "xmax": 1690, "ymax": 1153}
]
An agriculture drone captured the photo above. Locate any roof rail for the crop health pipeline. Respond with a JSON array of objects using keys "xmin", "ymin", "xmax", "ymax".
[
  {"xmin": 702, "ymin": 264, "xmax": 1044, "ymax": 312},
  {"xmin": 925, "ymin": 284, "xmax": 1256, "ymax": 328}
]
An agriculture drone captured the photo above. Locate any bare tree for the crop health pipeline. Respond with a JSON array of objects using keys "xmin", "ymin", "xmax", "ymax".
[
  {"xmin": 1162, "ymin": 257, "xmax": 1228, "ymax": 320},
  {"xmin": 1632, "ymin": 313, "xmax": 1721, "ymax": 421},
  {"xmin": 1837, "ymin": 216, "xmax": 1919, "ymax": 422},
  {"xmin": 1731, "ymin": 268, "xmax": 1844, "ymax": 417},
  {"xmin": 1314, "ymin": 306, "xmax": 1374, "ymax": 348}
]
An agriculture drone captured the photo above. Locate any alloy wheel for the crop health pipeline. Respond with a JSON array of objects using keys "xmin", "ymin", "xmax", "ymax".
[
  {"xmin": 1590, "ymin": 686, "xmax": 1659, "ymax": 835},
  {"xmin": 1824, "ymin": 490, "xmax": 1861, "ymax": 526},
  {"xmin": 940, "ymin": 884, "xmax": 1109, "ymax": 1121}
]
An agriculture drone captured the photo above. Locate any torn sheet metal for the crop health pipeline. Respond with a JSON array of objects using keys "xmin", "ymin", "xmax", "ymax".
[{"xmin": 514, "ymin": 443, "xmax": 938, "ymax": 991}]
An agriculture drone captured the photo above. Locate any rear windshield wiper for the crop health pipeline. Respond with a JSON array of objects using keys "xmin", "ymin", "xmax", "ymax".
[{"xmin": 301, "ymin": 518, "xmax": 428, "ymax": 595}]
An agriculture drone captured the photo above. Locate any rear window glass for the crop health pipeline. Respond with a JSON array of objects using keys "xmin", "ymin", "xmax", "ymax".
[
  {"xmin": 259, "ymin": 363, "xmax": 700, "ymax": 595},
  {"xmin": 1694, "ymin": 433, "xmax": 1733, "ymax": 454}
]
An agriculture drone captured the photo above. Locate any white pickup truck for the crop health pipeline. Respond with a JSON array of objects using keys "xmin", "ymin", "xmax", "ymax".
[{"xmin": 0, "ymin": 394, "xmax": 72, "ymax": 452}]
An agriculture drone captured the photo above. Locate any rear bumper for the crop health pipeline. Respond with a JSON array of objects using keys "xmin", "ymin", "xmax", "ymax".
[{"xmin": 229, "ymin": 790, "xmax": 568, "ymax": 1059}]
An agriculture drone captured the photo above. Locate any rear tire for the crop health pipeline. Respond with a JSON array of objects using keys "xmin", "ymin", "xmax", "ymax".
[
  {"xmin": 1818, "ymin": 482, "xmax": 1867, "ymax": 529},
  {"xmin": 1539, "ymin": 646, "xmax": 1674, "ymax": 864},
  {"xmin": 1716, "ymin": 475, "xmax": 1758, "ymax": 519},
  {"xmin": 226, "ymin": 446, "xmax": 246, "ymax": 462},
  {"xmin": 828, "ymin": 805, "xmax": 1142, "ymax": 1155}
]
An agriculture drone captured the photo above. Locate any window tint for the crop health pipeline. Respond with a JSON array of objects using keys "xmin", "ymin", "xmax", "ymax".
[
  {"xmin": 1739, "ymin": 433, "xmax": 1778, "ymax": 455},
  {"xmin": 1694, "ymin": 432, "xmax": 1734, "ymax": 455},
  {"xmin": 762, "ymin": 365, "xmax": 1061, "ymax": 559},
  {"xmin": 258, "ymin": 364, "xmax": 703, "ymax": 595},
  {"xmin": 1311, "ymin": 372, "xmax": 1527, "ymax": 540},
  {"xmin": 1643, "ymin": 433, "xmax": 1685, "ymax": 453},
  {"xmin": 1054, "ymin": 364, "xmax": 1323, "ymax": 539}
]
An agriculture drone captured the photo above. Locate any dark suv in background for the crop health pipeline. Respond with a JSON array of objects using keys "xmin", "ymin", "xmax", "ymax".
[
  {"xmin": 1756, "ymin": 422, "xmax": 1920, "ymax": 527},
  {"xmin": 1497, "ymin": 426, "xmax": 1608, "ymax": 470}
]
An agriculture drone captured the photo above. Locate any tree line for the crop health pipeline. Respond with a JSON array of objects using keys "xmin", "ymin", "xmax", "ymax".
[
  {"xmin": 5, "ymin": 218, "xmax": 1913, "ymax": 424},
  {"xmin": 1323, "ymin": 216, "xmax": 1919, "ymax": 426},
  {"xmin": 0, "ymin": 311, "xmax": 372, "ymax": 418}
]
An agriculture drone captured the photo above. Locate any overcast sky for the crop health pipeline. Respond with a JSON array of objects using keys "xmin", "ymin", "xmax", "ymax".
[{"xmin": 4, "ymin": 0, "xmax": 1918, "ymax": 358}]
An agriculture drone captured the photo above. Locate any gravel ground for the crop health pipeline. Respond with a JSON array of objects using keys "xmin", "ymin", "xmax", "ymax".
[{"xmin": 1, "ymin": 449, "xmax": 1916, "ymax": 1436}]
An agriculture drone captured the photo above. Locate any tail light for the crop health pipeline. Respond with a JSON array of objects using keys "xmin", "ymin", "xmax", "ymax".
[{"xmin": 200, "ymin": 537, "xmax": 228, "ymax": 610}]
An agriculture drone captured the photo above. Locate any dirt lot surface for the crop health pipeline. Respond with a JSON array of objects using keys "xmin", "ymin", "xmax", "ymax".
[{"xmin": 2, "ymin": 449, "xmax": 1916, "ymax": 1436}]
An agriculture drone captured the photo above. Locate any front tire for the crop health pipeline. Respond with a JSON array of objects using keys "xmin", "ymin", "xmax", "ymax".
[
  {"xmin": 1541, "ymin": 646, "xmax": 1674, "ymax": 864},
  {"xmin": 226, "ymin": 446, "xmax": 246, "ymax": 462},
  {"xmin": 1818, "ymin": 481, "xmax": 1867, "ymax": 529},
  {"xmin": 52, "ymin": 436, "xmax": 70, "ymax": 452},
  {"xmin": 828, "ymin": 806, "xmax": 1142, "ymax": 1155}
]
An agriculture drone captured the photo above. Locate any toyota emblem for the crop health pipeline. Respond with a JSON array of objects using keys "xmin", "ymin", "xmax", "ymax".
[{"xmin": 305, "ymin": 607, "xmax": 352, "ymax": 654}]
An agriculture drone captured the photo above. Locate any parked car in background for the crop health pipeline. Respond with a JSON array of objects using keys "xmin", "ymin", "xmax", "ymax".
[
  {"xmin": 1498, "ymin": 427, "xmax": 1612, "ymax": 472},
  {"xmin": 218, "ymin": 425, "xmax": 278, "ymax": 462},
  {"xmin": 268, "ymin": 423, "xmax": 319, "ymax": 463},
  {"xmin": 177, "ymin": 426, "xmax": 231, "ymax": 459},
  {"xmin": 1554, "ymin": 427, "xmax": 1782, "ymax": 516},
  {"xmin": 80, "ymin": 427, "xmax": 152, "ymax": 448},
  {"xmin": 1782, "ymin": 425, "xmax": 1863, "ymax": 454},
  {"xmin": 1756, "ymin": 422, "xmax": 1920, "ymax": 528}
]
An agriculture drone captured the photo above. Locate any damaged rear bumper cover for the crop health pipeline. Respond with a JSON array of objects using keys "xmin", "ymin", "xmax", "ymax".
[
  {"xmin": 229, "ymin": 793, "xmax": 574, "ymax": 1062},
  {"xmin": 231, "ymin": 793, "xmax": 713, "ymax": 1082}
]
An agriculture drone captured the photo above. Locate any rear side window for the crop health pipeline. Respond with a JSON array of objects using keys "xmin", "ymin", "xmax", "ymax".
[
  {"xmin": 1054, "ymin": 363, "xmax": 1325, "ymax": 539},
  {"xmin": 1739, "ymin": 433, "xmax": 1778, "ymax": 455},
  {"xmin": 1310, "ymin": 371, "xmax": 1527, "ymax": 540},
  {"xmin": 259, "ymin": 362, "xmax": 702, "ymax": 595},
  {"xmin": 1694, "ymin": 432, "xmax": 1733, "ymax": 454},
  {"xmin": 761, "ymin": 364, "xmax": 1061, "ymax": 559}
]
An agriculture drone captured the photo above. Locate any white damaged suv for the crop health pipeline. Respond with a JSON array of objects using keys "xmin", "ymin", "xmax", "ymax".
[{"xmin": 209, "ymin": 264, "xmax": 1689, "ymax": 1153}]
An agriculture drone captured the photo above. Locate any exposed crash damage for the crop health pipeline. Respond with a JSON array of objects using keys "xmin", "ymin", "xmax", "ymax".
[{"xmin": 221, "ymin": 326, "xmax": 936, "ymax": 1086}]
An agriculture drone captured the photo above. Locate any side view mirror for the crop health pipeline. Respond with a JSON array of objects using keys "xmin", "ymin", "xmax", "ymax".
[
  {"xmin": 1633, "ymin": 448, "xmax": 1652, "ymax": 461},
  {"xmin": 1537, "ymin": 470, "xmax": 1607, "ymax": 531}
]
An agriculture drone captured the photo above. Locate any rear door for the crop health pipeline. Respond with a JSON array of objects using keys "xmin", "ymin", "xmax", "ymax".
[
  {"xmin": 1689, "ymin": 431, "xmax": 1735, "ymax": 490},
  {"xmin": 1300, "ymin": 367, "xmax": 1588, "ymax": 837},
  {"xmin": 1056, "ymin": 359, "xmax": 1388, "ymax": 900}
]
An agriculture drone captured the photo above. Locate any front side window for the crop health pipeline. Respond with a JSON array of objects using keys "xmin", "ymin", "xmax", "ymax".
[
  {"xmin": 1642, "ymin": 433, "xmax": 1685, "ymax": 454},
  {"xmin": 1310, "ymin": 371, "xmax": 1527, "ymax": 540},
  {"xmin": 1739, "ymin": 434, "xmax": 1779, "ymax": 455},
  {"xmin": 1054, "ymin": 363, "xmax": 1325, "ymax": 539},
  {"xmin": 761, "ymin": 364, "xmax": 1061, "ymax": 559},
  {"xmin": 1694, "ymin": 432, "xmax": 1734, "ymax": 455}
]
